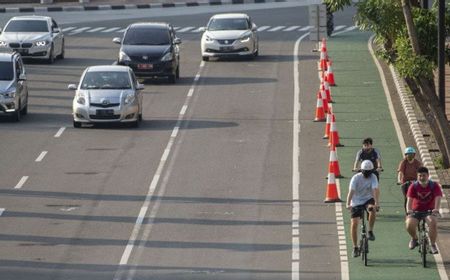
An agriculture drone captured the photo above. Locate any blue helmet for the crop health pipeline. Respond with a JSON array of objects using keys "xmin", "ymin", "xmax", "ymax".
[{"xmin": 404, "ymin": 147, "xmax": 416, "ymax": 155}]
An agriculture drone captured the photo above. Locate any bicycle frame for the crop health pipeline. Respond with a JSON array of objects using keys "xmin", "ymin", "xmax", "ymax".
[
  {"xmin": 354, "ymin": 205, "xmax": 370, "ymax": 266},
  {"xmin": 414, "ymin": 211, "xmax": 433, "ymax": 268}
]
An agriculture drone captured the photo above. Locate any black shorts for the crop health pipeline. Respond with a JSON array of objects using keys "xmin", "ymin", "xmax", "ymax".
[
  {"xmin": 409, "ymin": 211, "xmax": 432, "ymax": 220},
  {"xmin": 351, "ymin": 198, "xmax": 375, "ymax": 218}
]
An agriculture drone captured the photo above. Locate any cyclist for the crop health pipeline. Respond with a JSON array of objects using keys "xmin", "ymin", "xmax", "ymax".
[
  {"xmin": 397, "ymin": 147, "xmax": 422, "ymax": 212},
  {"xmin": 406, "ymin": 166, "xmax": 442, "ymax": 254},
  {"xmin": 346, "ymin": 160, "xmax": 380, "ymax": 257},
  {"xmin": 353, "ymin": 137, "xmax": 383, "ymax": 181}
]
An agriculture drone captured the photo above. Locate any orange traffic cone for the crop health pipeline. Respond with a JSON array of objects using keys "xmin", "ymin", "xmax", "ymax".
[
  {"xmin": 324, "ymin": 172, "xmax": 342, "ymax": 203},
  {"xmin": 328, "ymin": 144, "xmax": 343, "ymax": 178},
  {"xmin": 327, "ymin": 60, "xmax": 336, "ymax": 86},
  {"xmin": 320, "ymin": 47, "xmax": 328, "ymax": 72},
  {"xmin": 322, "ymin": 76, "xmax": 333, "ymax": 103},
  {"xmin": 323, "ymin": 103, "xmax": 332, "ymax": 139},
  {"xmin": 320, "ymin": 88, "xmax": 329, "ymax": 114},
  {"xmin": 314, "ymin": 91, "xmax": 326, "ymax": 122},
  {"xmin": 328, "ymin": 113, "xmax": 343, "ymax": 147}
]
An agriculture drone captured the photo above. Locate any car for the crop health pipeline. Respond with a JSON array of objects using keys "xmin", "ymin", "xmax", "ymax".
[
  {"xmin": 68, "ymin": 65, "xmax": 144, "ymax": 128},
  {"xmin": 113, "ymin": 22, "xmax": 181, "ymax": 84},
  {"xmin": 0, "ymin": 52, "xmax": 28, "ymax": 122},
  {"xmin": 0, "ymin": 15, "xmax": 65, "ymax": 64},
  {"xmin": 200, "ymin": 13, "xmax": 259, "ymax": 61}
]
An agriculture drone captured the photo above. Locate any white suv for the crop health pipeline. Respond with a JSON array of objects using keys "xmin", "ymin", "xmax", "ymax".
[
  {"xmin": 0, "ymin": 52, "xmax": 28, "ymax": 121},
  {"xmin": 0, "ymin": 16, "xmax": 65, "ymax": 64}
]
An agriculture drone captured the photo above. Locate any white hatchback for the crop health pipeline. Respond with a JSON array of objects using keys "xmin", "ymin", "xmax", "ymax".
[{"xmin": 200, "ymin": 13, "xmax": 258, "ymax": 61}]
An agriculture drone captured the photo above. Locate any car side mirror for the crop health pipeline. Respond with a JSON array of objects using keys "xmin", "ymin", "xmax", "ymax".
[
  {"xmin": 174, "ymin": 37, "xmax": 182, "ymax": 44},
  {"xmin": 136, "ymin": 83, "xmax": 144, "ymax": 90},
  {"xmin": 52, "ymin": 27, "xmax": 60, "ymax": 33},
  {"xmin": 112, "ymin": 37, "xmax": 122, "ymax": 44},
  {"xmin": 199, "ymin": 27, "xmax": 206, "ymax": 32},
  {"xmin": 68, "ymin": 84, "xmax": 77, "ymax": 90},
  {"xmin": 252, "ymin": 23, "xmax": 257, "ymax": 31},
  {"xmin": 18, "ymin": 74, "xmax": 26, "ymax": 81}
]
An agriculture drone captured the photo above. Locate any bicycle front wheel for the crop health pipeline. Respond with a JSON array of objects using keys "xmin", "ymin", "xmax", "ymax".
[
  {"xmin": 363, "ymin": 237, "xmax": 368, "ymax": 266},
  {"xmin": 421, "ymin": 238, "xmax": 427, "ymax": 268}
]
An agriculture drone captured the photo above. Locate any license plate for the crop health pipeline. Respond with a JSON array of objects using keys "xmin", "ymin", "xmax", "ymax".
[
  {"xmin": 137, "ymin": 64, "xmax": 153, "ymax": 70},
  {"xmin": 96, "ymin": 109, "xmax": 114, "ymax": 116},
  {"xmin": 220, "ymin": 46, "xmax": 234, "ymax": 51}
]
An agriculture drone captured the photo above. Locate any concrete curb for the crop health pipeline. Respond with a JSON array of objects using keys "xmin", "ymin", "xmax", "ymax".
[{"xmin": 0, "ymin": 0, "xmax": 316, "ymax": 13}]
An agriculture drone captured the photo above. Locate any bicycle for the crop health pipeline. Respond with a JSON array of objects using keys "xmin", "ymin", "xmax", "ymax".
[
  {"xmin": 411, "ymin": 210, "xmax": 434, "ymax": 267},
  {"xmin": 353, "ymin": 205, "xmax": 375, "ymax": 266}
]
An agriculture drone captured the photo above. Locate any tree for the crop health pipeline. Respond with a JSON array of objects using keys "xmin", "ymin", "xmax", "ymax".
[{"xmin": 324, "ymin": 0, "xmax": 450, "ymax": 168}]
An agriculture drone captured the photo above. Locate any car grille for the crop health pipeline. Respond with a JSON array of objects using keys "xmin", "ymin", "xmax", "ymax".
[
  {"xmin": 90, "ymin": 103, "xmax": 120, "ymax": 108},
  {"xmin": 9, "ymin": 43, "xmax": 33, "ymax": 48},
  {"xmin": 217, "ymin": 39, "xmax": 235, "ymax": 45},
  {"xmin": 129, "ymin": 55, "xmax": 161, "ymax": 63},
  {"xmin": 89, "ymin": 114, "xmax": 121, "ymax": 120}
]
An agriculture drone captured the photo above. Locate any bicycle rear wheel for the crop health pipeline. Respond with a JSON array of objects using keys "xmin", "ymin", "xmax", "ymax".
[
  {"xmin": 421, "ymin": 237, "xmax": 427, "ymax": 268},
  {"xmin": 363, "ymin": 237, "xmax": 368, "ymax": 266}
]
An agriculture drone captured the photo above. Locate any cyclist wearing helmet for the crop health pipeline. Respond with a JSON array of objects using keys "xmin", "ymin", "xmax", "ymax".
[
  {"xmin": 397, "ymin": 147, "xmax": 422, "ymax": 212},
  {"xmin": 346, "ymin": 160, "xmax": 380, "ymax": 257},
  {"xmin": 353, "ymin": 137, "xmax": 383, "ymax": 181}
]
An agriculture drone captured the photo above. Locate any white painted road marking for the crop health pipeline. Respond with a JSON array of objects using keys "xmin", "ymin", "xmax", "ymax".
[
  {"xmin": 69, "ymin": 27, "xmax": 91, "ymax": 35},
  {"xmin": 257, "ymin": 26, "xmax": 270, "ymax": 31},
  {"xmin": 102, "ymin": 27, "xmax": 121, "ymax": 33},
  {"xmin": 268, "ymin": 26, "xmax": 286, "ymax": 32},
  {"xmin": 177, "ymin": 26, "xmax": 195, "ymax": 32},
  {"xmin": 87, "ymin": 27, "xmax": 106, "ymax": 33},
  {"xmin": 284, "ymin": 25, "xmax": 301, "ymax": 31},
  {"xmin": 0, "ymin": 208, "xmax": 4, "ymax": 216},
  {"xmin": 35, "ymin": 151, "xmax": 48, "ymax": 162},
  {"xmin": 14, "ymin": 176, "xmax": 29, "ymax": 189},
  {"xmin": 62, "ymin": 27, "xmax": 76, "ymax": 32},
  {"xmin": 54, "ymin": 127, "xmax": 66, "ymax": 138}
]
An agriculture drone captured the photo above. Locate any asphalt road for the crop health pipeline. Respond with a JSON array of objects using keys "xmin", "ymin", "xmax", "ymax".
[{"xmin": 0, "ymin": 4, "xmax": 357, "ymax": 280}]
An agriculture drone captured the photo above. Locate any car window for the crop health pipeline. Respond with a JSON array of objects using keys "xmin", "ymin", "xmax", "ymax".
[
  {"xmin": 0, "ymin": 61, "xmax": 14, "ymax": 81},
  {"xmin": 81, "ymin": 71, "xmax": 132, "ymax": 90},
  {"xmin": 208, "ymin": 18, "xmax": 249, "ymax": 31},
  {"xmin": 4, "ymin": 20, "xmax": 49, "ymax": 32},
  {"xmin": 51, "ymin": 19, "xmax": 59, "ymax": 29},
  {"xmin": 15, "ymin": 60, "xmax": 21, "ymax": 77},
  {"xmin": 123, "ymin": 27, "xmax": 170, "ymax": 45}
]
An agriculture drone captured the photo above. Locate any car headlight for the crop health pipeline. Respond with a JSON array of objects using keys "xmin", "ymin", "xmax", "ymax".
[
  {"xmin": 161, "ymin": 52, "xmax": 172, "ymax": 62},
  {"xmin": 119, "ymin": 51, "xmax": 131, "ymax": 62},
  {"xmin": 1, "ymin": 88, "xmax": 16, "ymax": 98},
  {"xmin": 0, "ymin": 41, "xmax": 7, "ymax": 47},
  {"xmin": 240, "ymin": 35, "xmax": 251, "ymax": 43},
  {"xmin": 76, "ymin": 92, "xmax": 86, "ymax": 105},
  {"xmin": 35, "ymin": 40, "xmax": 48, "ymax": 47},
  {"xmin": 204, "ymin": 35, "xmax": 214, "ymax": 42},
  {"xmin": 124, "ymin": 93, "xmax": 135, "ymax": 105}
]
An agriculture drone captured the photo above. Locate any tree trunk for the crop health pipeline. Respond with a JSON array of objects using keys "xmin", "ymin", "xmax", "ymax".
[
  {"xmin": 405, "ymin": 77, "xmax": 450, "ymax": 167},
  {"xmin": 401, "ymin": 0, "xmax": 421, "ymax": 54}
]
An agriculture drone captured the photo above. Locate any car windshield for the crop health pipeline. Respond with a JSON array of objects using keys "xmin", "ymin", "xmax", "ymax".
[
  {"xmin": 0, "ymin": 62, "xmax": 14, "ymax": 81},
  {"xmin": 80, "ymin": 71, "xmax": 132, "ymax": 90},
  {"xmin": 123, "ymin": 27, "xmax": 170, "ymax": 45},
  {"xmin": 4, "ymin": 20, "xmax": 49, "ymax": 32},
  {"xmin": 208, "ymin": 18, "xmax": 249, "ymax": 31}
]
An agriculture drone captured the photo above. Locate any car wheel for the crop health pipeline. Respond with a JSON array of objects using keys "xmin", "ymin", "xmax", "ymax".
[
  {"xmin": 176, "ymin": 66, "xmax": 180, "ymax": 79},
  {"xmin": 168, "ymin": 74, "xmax": 176, "ymax": 84},
  {"xmin": 12, "ymin": 101, "xmax": 21, "ymax": 122},
  {"xmin": 202, "ymin": 56, "xmax": 209, "ymax": 61},
  {"xmin": 73, "ymin": 121, "xmax": 81, "ymax": 128},
  {"xmin": 139, "ymin": 113, "xmax": 143, "ymax": 121},
  {"xmin": 47, "ymin": 45, "xmax": 55, "ymax": 64},
  {"xmin": 129, "ymin": 120, "xmax": 139, "ymax": 128},
  {"xmin": 21, "ymin": 103, "xmax": 28, "ymax": 115},
  {"xmin": 254, "ymin": 49, "xmax": 259, "ymax": 57},
  {"xmin": 58, "ymin": 40, "xmax": 65, "ymax": 59}
]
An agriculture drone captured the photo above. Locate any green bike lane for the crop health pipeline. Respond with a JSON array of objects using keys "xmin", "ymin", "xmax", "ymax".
[{"xmin": 327, "ymin": 31, "xmax": 442, "ymax": 279}]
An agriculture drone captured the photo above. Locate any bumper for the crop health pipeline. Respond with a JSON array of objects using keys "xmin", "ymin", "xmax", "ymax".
[
  {"xmin": 0, "ymin": 97, "xmax": 18, "ymax": 114},
  {"xmin": 118, "ymin": 60, "xmax": 175, "ymax": 77},
  {"xmin": 202, "ymin": 40, "xmax": 255, "ymax": 57},
  {"xmin": 73, "ymin": 103, "xmax": 139, "ymax": 123},
  {"xmin": 0, "ymin": 45, "xmax": 51, "ymax": 59}
]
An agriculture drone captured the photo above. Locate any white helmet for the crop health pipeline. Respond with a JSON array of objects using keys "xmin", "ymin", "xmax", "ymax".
[{"xmin": 361, "ymin": 160, "xmax": 374, "ymax": 171}]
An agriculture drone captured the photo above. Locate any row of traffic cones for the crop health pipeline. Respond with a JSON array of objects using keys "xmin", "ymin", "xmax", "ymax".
[{"xmin": 315, "ymin": 38, "xmax": 342, "ymax": 203}]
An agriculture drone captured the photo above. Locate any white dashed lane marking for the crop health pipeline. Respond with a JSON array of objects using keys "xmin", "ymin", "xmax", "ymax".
[
  {"xmin": 35, "ymin": 151, "xmax": 48, "ymax": 162},
  {"xmin": 14, "ymin": 176, "xmax": 29, "ymax": 189},
  {"xmin": 0, "ymin": 208, "xmax": 4, "ymax": 216}
]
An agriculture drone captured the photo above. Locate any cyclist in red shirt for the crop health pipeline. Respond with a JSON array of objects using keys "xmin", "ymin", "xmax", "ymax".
[{"xmin": 405, "ymin": 167, "xmax": 442, "ymax": 254}]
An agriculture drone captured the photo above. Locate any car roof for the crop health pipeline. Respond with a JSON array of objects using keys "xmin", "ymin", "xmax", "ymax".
[
  {"xmin": 0, "ymin": 52, "xmax": 16, "ymax": 62},
  {"xmin": 128, "ymin": 22, "xmax": 170, "ymax": 29},
  {"xmin": 211, "ymin": 13, "xmax": 249, "ymax": 19},
  {"xmin": 9, "ymin": 15, "xmax": 51, "ymax": 21},
  {"xmin": 86, "ymin": 65, "xmax": 130, "ymax": 72}
]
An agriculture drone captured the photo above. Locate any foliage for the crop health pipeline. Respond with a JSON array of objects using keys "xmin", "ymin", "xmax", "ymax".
[{"xmin": 395, "ymin": 36, "xmax": 434, "ymax": 80}]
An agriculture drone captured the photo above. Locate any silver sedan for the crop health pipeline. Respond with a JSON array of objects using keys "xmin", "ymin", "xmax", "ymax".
[{"xmin": 68, "ymin": 65, "xmax": 144, "ymax": 128}]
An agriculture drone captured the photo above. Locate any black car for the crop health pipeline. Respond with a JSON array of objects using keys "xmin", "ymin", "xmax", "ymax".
[{"xmin": 113, "ymin": 22, "xmax": 181, "ymax": 83}]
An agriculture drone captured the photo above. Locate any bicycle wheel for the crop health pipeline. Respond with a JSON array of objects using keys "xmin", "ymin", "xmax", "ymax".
[
  {"xmin": 363, "ymin": 237, "xmax": 368, "ymax": 266},
  {"xmin": 421, "ymin": 237, "xmax": 427, "ymax": 268}
]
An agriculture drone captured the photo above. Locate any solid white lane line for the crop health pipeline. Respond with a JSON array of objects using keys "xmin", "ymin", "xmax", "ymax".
[
  {"xmin": 54, "ymin": 127, "xmax": 66, "ymax": 138},
  {"xmin": 177, "ymin": 26, "xmax": 195, "ymax": 32},
  {"xmin": 102, "ymin": 27, "xmax": 121, "ymax": 33},
  {"xmin": 35, "ymin": 151, "xmax": 48, "ymax": 162},
  {"xmin": 292, "ymin": 32, "xmax": 309, "ymax": 280},
  {"xmin": 88, "ymin": 27, "xmax": 106, "ymax": 33},
  {"xmin": 268, "ymin": 26, "xmax": 286, "ymax": 32},
  {"xmin": 284, "ymin": 26, "xmax": 301, "ymax": 31},
  {"xmin": 0, "ymin": 208, "xmax": 4, "ymax": 216},
  {"xmin": 14, "ymin": 176, "xmax": 29, "ymax": 189},
  {"xmin": 114, "ymin": 60, "xmax": 206, "ymax": 280},
  {"xmin": 257, "ymin": 26, "xmax": 270, "ymax": 31}
]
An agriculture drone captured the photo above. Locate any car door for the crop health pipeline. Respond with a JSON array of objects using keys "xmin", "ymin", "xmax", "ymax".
[
  {"xmin": 131, "ymin": 71, "xmax": 142, "ymax": 112},
  {"xmin": 51, "ymin": 19, "xmax": 63, "ymax": 55},
  {"xmin": 14, "ymin": 58, "xmax": 25, "ymax": 109}
]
